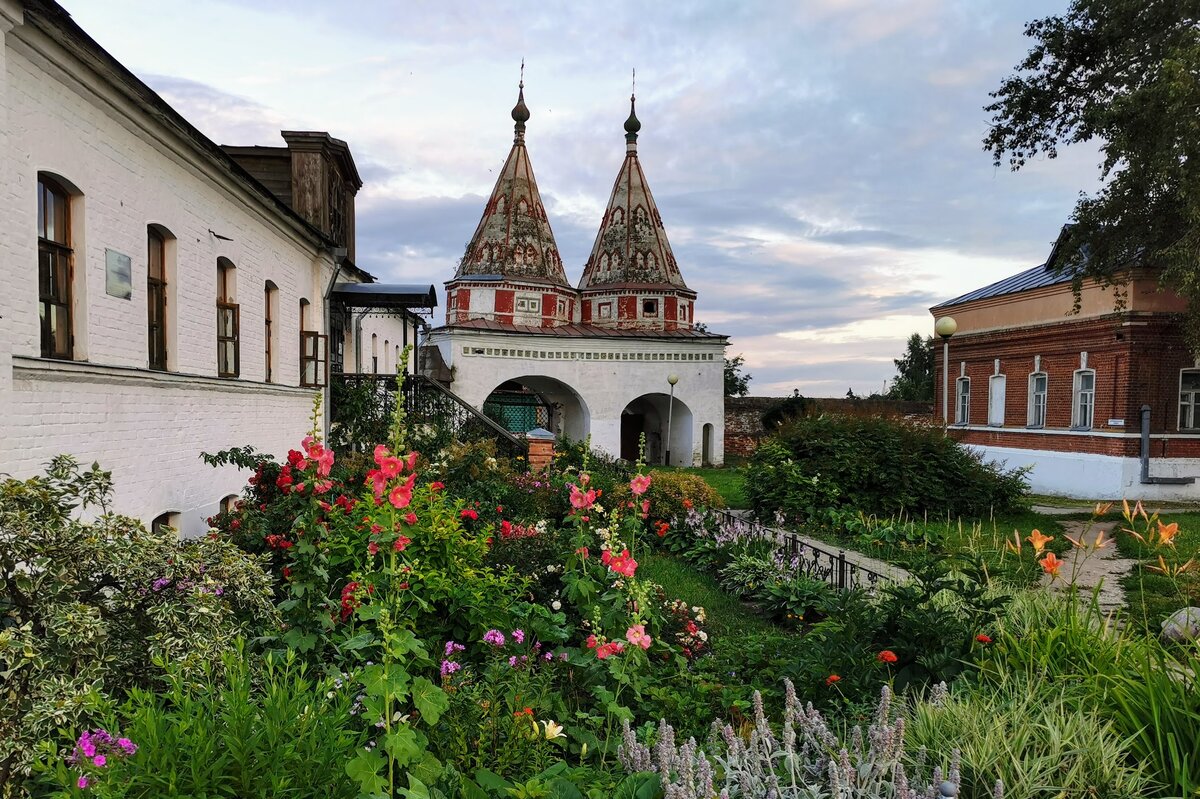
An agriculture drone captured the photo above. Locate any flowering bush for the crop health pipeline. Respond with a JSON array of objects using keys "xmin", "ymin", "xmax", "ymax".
[{"xmin": 0, "ymin": 456, "xmax": 275, "ymax": 795}]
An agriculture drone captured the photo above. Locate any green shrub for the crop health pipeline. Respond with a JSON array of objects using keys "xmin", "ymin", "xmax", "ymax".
[
  {"xmin": 746, "ymin": 415, "xmax": 1029, "ymax": 521},
  {"xmin": 617, "ymin": 470, "xmax": 725, "ymax": 533},
  {"xmin": 755, "ymin": 575, "xmax": 834, "ymax": 626},
  {"xmin": 0, "ymin": 457, "xmax": 276, "ymax": 796},
  {"xmin": 35, "ymin": 647, "xmax": 367, "ymax": 798},
  {"xmin": 907, "ymin": 676, "xmax": 1156, "ymax": 799}
]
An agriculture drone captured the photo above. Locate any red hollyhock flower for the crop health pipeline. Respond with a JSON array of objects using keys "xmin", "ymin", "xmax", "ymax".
[{"xmin": 460, "ymin": 509, "xmax": 479, "ymax": 520}]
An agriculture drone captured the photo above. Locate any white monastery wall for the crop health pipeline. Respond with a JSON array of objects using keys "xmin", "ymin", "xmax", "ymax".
[
  {"xmin": 428, "ymin": 329, "xmax": 725, "ymax": 466},
  {"xmin": 0, "ymin": 14, "xmax": 336, "ymax": 534}
]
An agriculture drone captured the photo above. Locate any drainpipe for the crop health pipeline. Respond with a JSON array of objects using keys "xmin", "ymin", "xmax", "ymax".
[
  {"xmin": 1140, "ymin": 404, "xmax": 1151, "ymax": 484},
  {"xmin": 321, "ymin": 247, "xmax": 347, "ymax": 437}
]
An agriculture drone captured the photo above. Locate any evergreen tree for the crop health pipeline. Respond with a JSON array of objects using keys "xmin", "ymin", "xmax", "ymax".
[{"xmin": 887, "ymin": 333, "xmax": 935, "ymax": 402}]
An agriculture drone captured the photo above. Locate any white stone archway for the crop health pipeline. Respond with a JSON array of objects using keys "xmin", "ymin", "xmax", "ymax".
[
  {"xmin": 620, "ymin": 392, "xmax": 693, "ymax": 466},
  {"xmin": 481, "ymin": 374, "xmax": 591, "ymax": 441}
]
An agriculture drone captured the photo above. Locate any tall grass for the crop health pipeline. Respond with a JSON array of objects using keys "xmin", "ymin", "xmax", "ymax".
[{"xmin": 976, "ymin": 590, "xmax": 1200, "ymax": 798}]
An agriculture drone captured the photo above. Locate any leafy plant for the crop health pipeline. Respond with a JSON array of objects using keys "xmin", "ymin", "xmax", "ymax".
[
  {"xmin": 0, "ymin": 456, "xmax": 276, "ymax": 796},
  {"xmin": 35, "ymin": 646, "xmax": 367, "ymax": 798}
]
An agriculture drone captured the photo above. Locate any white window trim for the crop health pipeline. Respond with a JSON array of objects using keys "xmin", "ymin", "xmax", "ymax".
[
  {"xmin": 1072, "ymin": 368, "xmax": 1096, "ymax": 430},
  {"xmin": 515, "ymin": 294, "xmax": 541, "ymax": 314},
  {"xmin": 988, "ymin": 374, "xmax": 1006, "ymax": 427},
  {"xmin": 1027, "ymin": 371, "xmax": 1048, "ymax": 429},
  {"xmin": 954, "ymin": 376, "xmax": 970, "ymax": 425},
  {"xmin": 1180, "ymin": 368, "xmax": 1200, "ymax": 431}
]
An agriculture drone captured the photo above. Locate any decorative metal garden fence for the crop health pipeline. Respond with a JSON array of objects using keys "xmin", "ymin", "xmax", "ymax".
[{"xmin": 708, "ymin": 508, "xmax": 892, "ymax": 593}]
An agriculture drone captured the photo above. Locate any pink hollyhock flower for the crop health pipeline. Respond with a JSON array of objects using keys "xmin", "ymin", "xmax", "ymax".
[
  {"xmin": 585, "ymin": 634, "xmax": 598, "ymax": 650},
  {"xmin": 569, "ymin": 484, "xmax": 597, "ymax": 511},
  {"xmin": 404, "ymin": 452, "xmax": 419, "ymax": 472},
  {"xmin": 460, "ymin": 509, "xmax": 479, "ymax": 520},
  {"xmin": 367, "ymin": 542, "xmax": 379, "ymax": 556},
  {"xmin": 404, "ymin": 512, "xmax": 418, "ymax": 525},
  {"xmin": 575, "ymin": 547, "xmax": 589, "ymax": 559},
  {"xmin": 630, "ymin": 474, "xmax": 652, "ymax": 496},
  {"xmin": 596, "ymin": 641, "xmax": 625, "ymax": 659},
  {"xmin": 393, "ymin": 536, "xmax": 411, "ymax": 552},
  {"xmin": 429, "ymin": 481, "xmax": 444, "ymax": 492},
  {"xmin": 389, "ymin": 484, "xmax": 413, "ymax": 509},
  {"xmin": 626, "ymin": 624, "xmax": 652, "ymax": 650},
  {"xmin": 373, "ymin": 444, "xmax": 389, "ymax": 466},
  {"xmin": 379, "ymin": 456, "xmax": 403, "ymax": 479}
]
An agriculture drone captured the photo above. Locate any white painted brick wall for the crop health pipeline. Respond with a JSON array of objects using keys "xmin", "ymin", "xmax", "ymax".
[{"xmin": 0, "ymin": 17, "xmax": 402, "ymax": 534}]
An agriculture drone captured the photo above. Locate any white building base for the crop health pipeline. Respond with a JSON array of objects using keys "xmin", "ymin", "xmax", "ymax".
[{"xmin": 967, "ymin": 444, "xmax": 1200, "ymax": 502}]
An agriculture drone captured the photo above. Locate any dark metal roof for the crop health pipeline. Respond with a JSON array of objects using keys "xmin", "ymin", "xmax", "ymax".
[
  {"xmin": 438, "ymin": 318, "xmax": 727, "ymax": 340},
  {"xmin": 331, "ymin": 283, "xmax": 437, "ymax": 309},
  {"xmin": 931, "ymin": 263, "xmax": 1071, "ymax": 310}
]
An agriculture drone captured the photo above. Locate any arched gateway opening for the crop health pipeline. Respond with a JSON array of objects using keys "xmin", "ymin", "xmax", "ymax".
[
  {"xmin": 483, "ymin": 375, "xmax": 589, "ymax": 441},
  {"xmin": 620, "ymin": 393, "xmax": 693, "ymax": 466}
]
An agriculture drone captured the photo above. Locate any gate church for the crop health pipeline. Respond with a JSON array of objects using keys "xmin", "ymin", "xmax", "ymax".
[{"xmin": 422, "ymin": 81, "xmax": 727, "ymax": 466}]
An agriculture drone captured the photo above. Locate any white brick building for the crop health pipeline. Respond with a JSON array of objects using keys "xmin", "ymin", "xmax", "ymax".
[{"xmin": 0, "ymin": 0, "xmax": 421, "ymax": 534}]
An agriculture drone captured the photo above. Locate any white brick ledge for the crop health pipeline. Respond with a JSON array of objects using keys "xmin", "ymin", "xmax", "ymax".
[{"xmin": 13, "ymin": 355, "xmax": 318, "ymax": 397}]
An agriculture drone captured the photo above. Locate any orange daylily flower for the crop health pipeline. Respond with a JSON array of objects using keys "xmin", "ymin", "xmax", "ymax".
[
  {"xmin": 1026, "ymin": 529, "xmax": 1054, "ymax": 554},
  {"xmin": 1040, "ymin": 552, "xmax": 1064, "ymax": 580},
  {"xmin": 1094, "ymin": 502, "xmax": 1114, "ymax": 517},
  {"xmin": 1156, "ymin": 520, "xmax": 1180, "ymax": 548}
]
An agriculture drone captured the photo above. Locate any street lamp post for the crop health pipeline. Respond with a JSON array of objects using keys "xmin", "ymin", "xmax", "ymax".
[
  {"xmin": 665, "ymin": 374, "xmax": 679, "ymax": 465},
  {"xmin": 935, "ymin": 316, "xmax": 957, "ymax": 430}
]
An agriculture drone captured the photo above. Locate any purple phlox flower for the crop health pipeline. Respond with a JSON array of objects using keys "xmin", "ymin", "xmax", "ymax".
[
  {"xmin": 508, "ymin": 656, "xmax": 519, "ymax": 667},
  {"xmin": 116, "ymin": 738, "xmax": 137, "ymax": 755},
  {"xmin": 151, "ymin": 578, "xmax": 171, "ymax": 592},
  {"xmin": 440, "ymin": 660, "xmax": 461, "ymax": 677},
  {"xmin": 542, "ymin": 651, "xmax": 553, "ymax": 661},
  {"xmin": 77, "ymin": 775, "xmax": 90, "ymax": 789},
  {"xmin": 482, "ymin": 629, "xmax": 506, "ymax": 647},
  {"xmin": 444, "ymin": 640, "xmax": 465, "ymax": 657},
  {"xmin": 511, "ymin": 629, "xmax": 525, "ymax": 644},
  {"xmin": 92, "ymin": 755, "xmax": 106, "ymax": 768}
]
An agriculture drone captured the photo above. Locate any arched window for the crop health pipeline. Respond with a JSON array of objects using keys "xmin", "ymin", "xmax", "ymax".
[
  {"xmin": 216, "ymin": 259, "xmax": 239, "ymax": 377},
  {"xmin": 264, "ymin": 281, "xmax": 278, "ymax": 382},
  {"xmin": 220, "ymin": 495, "xmax": 239, "ymax": 514},
  {"xmin": 38, "ymin": 175, "xmax": 74, "ymax": 359},
  {"xmin": 988, "ymin": 373, "xmax": 1006, "ymax": 427},
  {"xmin": 1027, "ymin": 372, "xmax": 1048, "ymax": 428},
  {"xmin": 955, "ymin": 377, "xmax": 970, "ymax": 425},
  {"xmin": 1072, "ymin": 369, "xmax": 1095, "ymax": 430},
  {"xmin": 299, "ymin": 298, "xmax": 326, "ymax": 387},
  {"xmin": 147, "ymin": 226, "xmax": 171, "ymax": 370},
  {"xmin": 151, "ymin": 511, "xmax": 179, "ymax": 535},
  {"xmin": 384, "ymin": 339, "xmax": 390, "ymax": 372},
  {"xmin": 371, "ymin": 333, "xmax": 379, "ymax": 374},
  {"xmin": 395, "ymin": 345, "xmax": 401, "ymax": 373}
]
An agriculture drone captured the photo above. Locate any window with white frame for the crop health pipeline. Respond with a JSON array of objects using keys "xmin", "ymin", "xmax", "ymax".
[
  {"xmin": 515, "ymin": 295, "xmax": 540, "ymax": 313},
  {"xmin": 642, "ymin": 298, "xmax": 659, "ymax": 317},
  {"xmin": 1072, "ymin": 369, "xmax": 1095, "ymax": 429},
  {"xmin": 678, "ymin": 301, "xmax": 688, "ymax": 321},
  {"xmin": 598, "ymin": 302, "xmax": 612, "ymax": 318},
  {"xmin": 1180, "ymin": 370, "xmax": 1200, "ymax": 429},
  {"xmin": 988, "ymin": 374, "xmax": 1006, "ymax": 426},
  {"xmin": 955, "ymin": 377, "xmax": 970, "ymax": 425},
  {"xmin": 1028, "ymin": 372, "xmax": 1048, "ymax": 428}
]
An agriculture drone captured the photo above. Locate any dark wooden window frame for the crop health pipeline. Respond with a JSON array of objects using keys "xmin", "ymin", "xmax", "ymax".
[
  {"xmin": 147, "ymin": 228, "xmax": 168, "ymax": 370},
  {"xmin": 300, "ymin": 330, "xmax": 328, "ymax": 388},
  {"xmin": 38, "ymin": 176, "xmax": 73, "ymax": 360},
  {"xmin": 217, "ymin": 263, "xmax": 239, "ymax": 378}
]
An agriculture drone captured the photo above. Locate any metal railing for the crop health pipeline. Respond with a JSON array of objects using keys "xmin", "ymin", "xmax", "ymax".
[
  {"xmin": 330, "ymin": 373, "xmax": 526, "ymax": 460},
  {"xmin": 709, "ymin": 508, "xmax": 891, "ymax": 592}
]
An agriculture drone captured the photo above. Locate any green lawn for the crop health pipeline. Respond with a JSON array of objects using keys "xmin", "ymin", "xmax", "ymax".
[
  {"xmin": 1116, "ymin": 510, "xmax": 1200, "ymax": 629},
  {"xmin": 638, "ymin": 552, "xmax": 775, "ymax": 637},
  {"xmin": 654, "ymin": 466, "xmax": 747, "ymax": 508}
]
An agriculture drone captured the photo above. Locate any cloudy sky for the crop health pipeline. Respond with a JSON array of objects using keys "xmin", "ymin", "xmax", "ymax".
[{"xmin": 64, "ymin": 0, "xmax": 1100, "ymax": 396}]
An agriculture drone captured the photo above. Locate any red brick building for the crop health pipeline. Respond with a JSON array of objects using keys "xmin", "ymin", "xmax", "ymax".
[{"xmin": 930, "ymin": 230, "xmax": 1199, "ymax": 499}]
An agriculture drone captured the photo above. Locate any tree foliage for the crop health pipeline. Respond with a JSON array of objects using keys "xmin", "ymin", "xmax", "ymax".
[
  {"xmin": 984, "ymin": 0, "xmax": 1200, "ymax": 347},
  {"xmin": 724, "ymin": 353, "xmax": 752, "ymax": 397},
  {"xmin": 887, "ymin": 333, "xmax": 935, "ymax": 402}
]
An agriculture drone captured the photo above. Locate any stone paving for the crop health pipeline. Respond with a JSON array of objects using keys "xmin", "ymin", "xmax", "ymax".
[{"xmin": 1041, "ymin": 519, "xmax": 1137, "ymax": 613}]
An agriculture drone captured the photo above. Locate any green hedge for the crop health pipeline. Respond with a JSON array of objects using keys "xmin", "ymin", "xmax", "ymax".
[{"xmin": 746, "ymin": 414, "xmax": 1028, "ymax": 520}]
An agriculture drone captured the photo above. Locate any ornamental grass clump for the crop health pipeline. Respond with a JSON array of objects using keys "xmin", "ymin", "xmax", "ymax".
[{"xmin": 619, "ymin": 681, "xmax": 958, "ymax": 798}]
